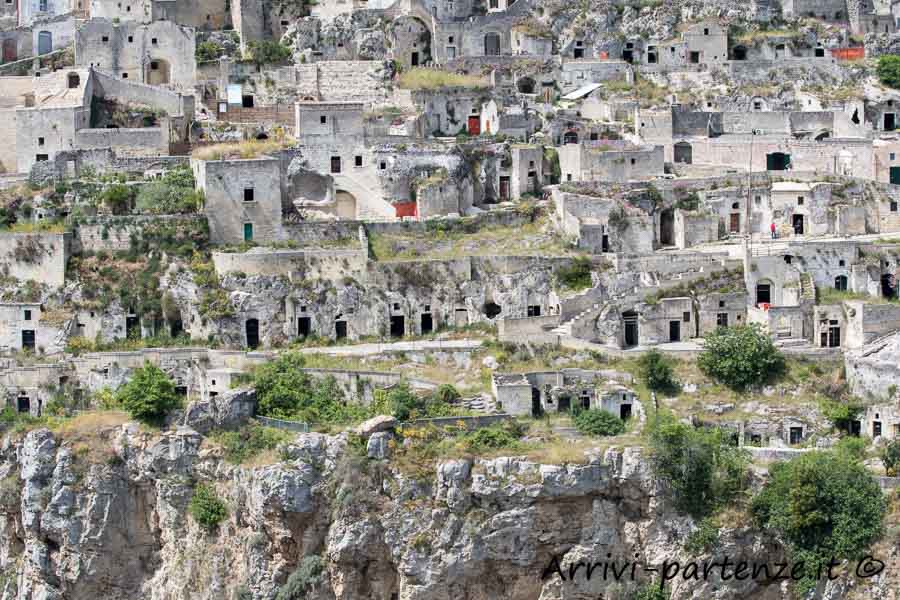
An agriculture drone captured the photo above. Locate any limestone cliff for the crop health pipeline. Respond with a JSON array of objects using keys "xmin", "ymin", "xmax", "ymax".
[{"xmin": 0, "ymin": 425, "xmax": 892, "ymax": 600}]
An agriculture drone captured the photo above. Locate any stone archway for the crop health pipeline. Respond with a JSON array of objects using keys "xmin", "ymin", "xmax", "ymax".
[
  {"xmin": 390, "ymin": 16, "xmax": 432, "ymax": 69},
  {"xmin": 335, "ymin": 190, "xmax": 357, "ymax": 219},
  {"xmin": 147, "ymin": 58, "xmax": 171, "ymax": 85}
]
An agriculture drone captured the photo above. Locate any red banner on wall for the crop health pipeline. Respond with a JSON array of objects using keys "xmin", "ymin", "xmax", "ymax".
[
  {"xmin": 394, "ymin": 202, "xmax": 417, "ymax": 218},
  {"xmin": 831, "ymin": 47, "xmax": 865, "ymax": 61}
]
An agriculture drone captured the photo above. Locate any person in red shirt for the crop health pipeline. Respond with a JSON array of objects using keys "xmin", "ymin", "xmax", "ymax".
[{"xmin": 770, "ymin": 222, "xmax": 776, "ymax": 239}]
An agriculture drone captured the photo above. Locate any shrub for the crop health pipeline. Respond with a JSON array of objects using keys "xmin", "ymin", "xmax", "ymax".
[
  {"xmin": 820, "ymin": 398, "xmax": 863, "ymax": 433},
  {"xmin": 751, "ymin": 451, "xmax": 886, "ymax": 594},
  {"xmin": 114, "ymin": 362, "xmax": 180, "ymax": 424},
  {"xmin": 877, "ymin": 55, "xmax": 900, "ymax": 89},
  {"xmin": 189, "ymin": 483, "xmax": 228, "ymax": 531},
  {"xmin": 648, "ymin": 413, "xmax": 749, "ymax": 519},
  {"xmin": 834, "ymin": 435, "xmax": 867, "ymax": 461},
  {"xmin": 573, "ymin": 409, "xmax": 626, "ymax": 437},
  {"xmin": 697, "ymin": 324, "xmax": 785, "ymax": 390},
  {"xmin": 460, "ymin": 421, "xmax": 524, "ymax": 453},
  {"xmin": 883, "ymin": 439, "xmax": 900, "ymax": 476},
  {"xmin": 683, "ymin": 517, "xmax": 720, "ymax": 554},
  {"xmin": 101, "ymin": 184, "xmax": 134, "ymax": 215},
  {"xmin": 554, "ymin": 256, "xmax": 593, "ymax": 291},
  {"xmin": 246, "ymin": 40, "xmax": 292, "ymax": 66},
  {"xmin": 637, "ymin": 350, "xmax": 679, "ymax": 395},
  {"xmin": 630, "ymin": 584, "xmax": 669, "ymax": 600},
  {"xmin": 275, "ymin": 556, "xmax": 324, "ymax": 600},
  {"xmin": 211, "ymin": 423, "xmax": 291, "ymax": 464},
  {"xmin": 433, "ymin": 384, "xmax": 461, "ymax": 405}
]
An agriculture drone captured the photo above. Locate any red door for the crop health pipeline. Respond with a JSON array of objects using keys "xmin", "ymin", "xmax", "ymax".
[
  {"xmin": 2, "ymin": 39, "xmax": 16, "ymax": 64},
  {"xmin": 467, "ymin": 116, "xmax": 480, "ymax": 135},
  {"xmin": 499, "ymin": 176, "xmax": 510, "ymax": 200}
]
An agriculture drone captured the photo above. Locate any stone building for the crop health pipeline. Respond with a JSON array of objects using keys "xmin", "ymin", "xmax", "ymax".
[
  {"xmin": 557, "ymin": 143, "xmax": 664, "ymax": 184},
  {"xmin": 491, "ymin": 368, "xmax": 638, "ymax": 418},
  {"xmin": 74, "ymin": 18, "xmax": 197, "ymax": 89}
]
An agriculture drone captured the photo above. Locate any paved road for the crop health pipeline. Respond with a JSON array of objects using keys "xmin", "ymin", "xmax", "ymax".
[{"xmin": 297, "ymin": 339, "xmax": 484, "ymax": 356}]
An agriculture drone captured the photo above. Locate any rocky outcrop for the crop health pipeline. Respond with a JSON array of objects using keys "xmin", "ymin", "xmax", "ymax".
[{"xmin": 0, "ymin": 426, "xmax": 892, "ymax": 600}]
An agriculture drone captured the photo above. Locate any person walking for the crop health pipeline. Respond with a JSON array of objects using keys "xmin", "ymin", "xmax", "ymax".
[{"xmin": 770, "ymin": 222, "xmax": 776, "ymax": 239}]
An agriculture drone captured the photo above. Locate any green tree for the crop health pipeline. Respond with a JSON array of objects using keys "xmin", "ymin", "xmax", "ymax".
[
  {"xmin": 275, "ymin": 556, "xmax": 324, "ymax": 600},
  {"xmin": 648, "ymin": 413, "xmax": 749, "ymax": 519},
  {"xmin": 878, "ymin": 55, "xmax": 900, "ymax": 89},
  {"xmin": 189, "ymin": 483, "xmax": 228, "ymax": 531},
  {"xmin": 751, "ymin": 450, "xmax": 886, "ymax": 594},
  {"xmin": 883, "ymin": 439, "xmax": 900, "ymax": 476},
  {"xmin": 820, "ymin": 398, "xmax": 863, "ymax": 433},
  {"xmin": 630, "ymin": 583, "xmax": 669, "ymax": 600},
  {"xmin": 115, "ymin": 361, "xmax": 180, "ymax": 423},
  {"xmin": 196, "ymin": 40, "xmax": 224, "ymax": 62},
  {"xmin": 637, "ymin": 349, "xmax": 680, "ymax": 395},
  {"xmin": 246, "ymin": 40, "xmax": 292, "ymax": 67},
  {"xmin": 433, "ymin": 383, "xmax": 460, "ymax": 405},
  {"xmin": 573, "ymin": 409, "xmax": 626, "ymax": 436},
  {"xmin": 554, "ymin": 256, "xmax": 593, "ymax": 291},
  {"xmin": 697, "ymin": 324, "xmax": 785, "ymax": 390},
  {"xmin": 101, "ymin": 184, "xmax": 134, "ymax": 215}
]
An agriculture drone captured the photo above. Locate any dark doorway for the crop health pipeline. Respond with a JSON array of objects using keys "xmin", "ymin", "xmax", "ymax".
[
  {"xmin": 815, "ymin": 47, "xmax": 825, "ymax": 57},
  {"xmin": 170, "ymin": 319, "xmax": 183, "ymax": 338},
  {"xmin": 563, "ymin": 131, "xmax": 578, "ymax": 144},
  {"xmin": 789, "ymin": 427, "xmax": 803, "ymax": 445},
  {"xmin": 891, "ymin": 166, "xmax": 900, "ymax": 184},
  {"xmin": 573, "ymin": 47, "xmax": 584, "ymax": 59},
  {"xmin": 881, "ymin": 273, "xmax": 896, "ymax": 298},
  {"xmin": 660, "ymin": 208, "xmax": 675, "ymax": 246},
  {"xmin": 298, "ymin": 316, "xmax": 311, "ymax": 337},
  {"xmin": 669, "ymin": 320, "xmax": 681, "ymax": 342},
  {"xmin": 421, "ymin": 313, "xmax": 433, "ymax": 334},
  {"xmin": 886, "ymin": 113, "xmax": 896, "ymax": 131},
  {"xmin": 483, "ymin": 302, "xmax": 502, "ymax": 318},
  {"xmin": 531, "ymin": 388, "xmax": 542, "ymax": 417},
  {"xmin": 792, "ymin": 214, "xmax": 804, "ymax": 235},
  {"xmin": 517, "ymin": 77, "xmax": 535, "ymax": 93},
  {"xmin": 766, "ymin": 152, "xmax": 790, "ymax": 171},
  {"xmin": 689, "ymin": 51, "xmax": 700, "ymax": 64},
  {"xmin": 558, "ymin": 394, "xmax": 571, "ymax": 413},
  {"xmin": 717, "ymin": 313, "xmax": 728, "ymax": 328},
  {"xmin": 411, "ymin": 51, "xmax": 419, "ymax": 66},
  {"xmin": 484, "ymin": 33, "xmax": 500, "ymax": 56},
  {"xmin": 390, "ymin": 315, "xmax": 405, "ymax": 338},
  {"xmin": 834, "ymin": 275, "xmax": 848, "ymax": 290},
  {"xmin": 873, "ymin": 421, "xmax": 882, "ymax": 437},
  {"xmin": 499, "ymin": 176, "xmax": 510, "ymax": 200},
  {"xmin": 38, "ymin": 31, "xmax": 52, "ymax": 54},
  {"xmin": 335, "ymin": 320, "xmax": 347, "ymax": 339},
  {"xmin": 673, "ymin": 142, "xmax": 692, "ymax": 164},
  {"xmin": 729, "ymin": 213, "xmax": 740, "ymax": 233},
  {"xmin": 622, "ymin": 50, "xmax": 633, "ymax": 63},
  {"xmin": 620, "ymin": 404, "xmax": 632, "ymax": 420},
  {"xmin": 732, "ymin": 45, "xmax": 747, "ymax": 60},
  {"xmin": 21, "ymin": 330, "xmax": 35, "ymax": 351},
  {"xmin": 246, "ymin": 318, "xmax": 259, "ymax": 349},
  {"xmin": 2, "ymin": 39, "xmax": 16, "ymax": 63},
  {"xmin": 126, "ymin": 316, "xmax": 140, "ymax": 340},
  {"xmin": 601, "ymin": 234, "xmax": 609, "ymax": 253},
  {"xmin": 623, "ymin": 311, "xmax": 639, "ymax": 347},
  {"xmin": 580, "ymin": 393, "xmax": 590, "ymax": 410},
  {"xmin": 242, "ymin": 95, "xmax": 254, "ymax": 108},
  {"xmin": 828, "ymin": 322, "xmax": 841, "ymax": 347},
  {"xmin": 850, "ymin": 420, "xmax": 861, "ymax": 436},
  {"xmin": 17, "ymin": 396, "xmax": 30, "ymax": 414},
  {"xmin": 174, "ymin": 386, "xmax": 188, "ymax": 396},
  {"xmin": 467, "ymin": 115, "xmax": 480, "ymax": 135},
  {"xmin": 756, "ymin": 283, "xmax": 771, "ymax": 305}
]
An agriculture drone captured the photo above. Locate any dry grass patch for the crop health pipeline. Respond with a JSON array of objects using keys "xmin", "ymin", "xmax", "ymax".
[
  {"xmin": 191, "ymin": 139, "xmax": 290, "ymax": 161},
  {"xmin": 397, "ymin": 68, "xmax": 490, "ymax": 91}
]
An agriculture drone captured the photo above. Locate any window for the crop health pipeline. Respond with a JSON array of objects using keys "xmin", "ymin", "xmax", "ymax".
[
  {"xmin": 355, "ymin": 155, "xmax": 363, "ymax": 167},
  {"xmin": 380, "ymin": 161, "xmax": 386, "ymax": 170},
  {"xmin": 102, "ymin": 36, "xmax": 109, "ymax": 42},
  {"xmin": 892, "ymin": 201, "xmax": 898, "ymax": 212},
  {"xmin": 839, "ymin": 260, "xmax": 846, "ymax": 267},
  {"xmin": 731, "ymin": 202, "xmax": 739, "ymax": 209},
  {"xmin": 718, "ymin": 300, "xmax": 725, "ymax": 308},
  {"xmin": 35, "ymin": 154, "xmax": 48, "ymax": 162},
  {"xmin": 128, "ymin": 36, "xmax": 133, "ymax": 43},
  {"xmin": 122, "ymin": 73, "xmax": 128, "ymax": 78},
  {"xmin": 38, "ymin": 137, "xmax": 44, "ymax": 146},
  {"xmin": 567, "ymin": 174, "xmax": 573, "ymax": 182},
  {"xmin": 753, "ymin": 101, "xmax": 762, "ymax": 110},
  {"xmin": 630, "ymin": 158, "xmax": 636, "ymax": 165},
  {"xmin": 703, "ymin": 28, "xmax": 709, "ymax": 35},
  {"xmin": 150, "ymin": 61, "xmax": 159, "ymax": 70},
  {"xmin": 320, "ymin": 115, "xmax": 327, "ymax": 124},
  {"xmin": 892, "ymin": 153, "xmax": 896, "ymax": 161},
  {"xmin": 797, "ymin": 196, "xmax": 804, "ymax": 205},
  {"xmin": 243, "ymin": 188, "xmax": 254, "ymax": 202},
  {"xmin": 784, "ymin": 255, "xmax": 792, "ymax": 264},
  {"xmin": 449, "ymin": 36, "xmax": 454, "ymax": 43},
  {"xmin": 24, "ymin": 310, "xmax": 31, "ymax": 321},
  {"xmin": 39, "ymin": 0, "xmax": 47, "ymax": 10},
  {"xmin": 683, "ymin": 311, "xmax": 690, "ymax": 322},
  {"xmin": 755, "ymin": 195, "xmax": 761, "ymax": 204},
  {"xmin": 716, "ymin": 313, "xmax": 728, "ymax": 327},
  {"xmin": 330, "ymin": 156, "xmax": 341, "ymax": 173},
  {"xmin": 527, "ymin": 305, "xmax": 541, "ymax": 317},
  {"xmin": 393, "ymin": 303, "xmax": 400, "ymax": 310},
  {"xmin": 151, "ymin": 38, "xmax": 158, "ymax": 45}
]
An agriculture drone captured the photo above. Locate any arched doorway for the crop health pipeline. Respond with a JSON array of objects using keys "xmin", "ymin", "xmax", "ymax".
[
  {"xmin": 2, "ymin": 39, "xmax": 17, "ymax": 63},
  {"xmin": 732, "ymin": 45, "xmax": 747, "ymax": 60},
  {"xmin": 563, "ymin": 130, "xmax": 578, "ymax": 144},
  {"xmin": 246, "ymin": 318, "xmax": 260, "ymax": 349},
  {"xmin": 390, "ymin": 17, "xmax": 432, "ymax": 69},
  {"xmin": 255, "ymin": 132, "xmax": 269, "ymax": 140},
  {"xmin": 484, "ymin": 32, "xmax": 501, "ymax": 56},
  {"xmin": 882, "ymin": 273, "xmax": 896, "ymax": 298},
  {"xmin": 483, "ymin": 301, "xmax": 502, "ymax": 318},
  {"xmin": 659, "ymin": 208, "xmax": 675, "ymax": 246},
  {"xmin": 756, "ymin": 281, "xmax": 772, "ymax": 305},
  {"xmin": 67, "ymin": 72, "xmax": 80, "ymax": 89},
  {"xmin": 834, "ymin": 275, "xmax": 848, "ymax": 290},
  {"xmin": 622, "ymin": 310, "xmax": 639, "ymax": 348},
  {"xmin": 335, "ymin": 190, "xmax": 357, "ymax": 219},
  {"xmin": 673, "ymin": 142, "xmax": 692, "ymax": 164},
  {"xmin": 147, "ymin": 58, "xmax": 171, "ymax": 85}
]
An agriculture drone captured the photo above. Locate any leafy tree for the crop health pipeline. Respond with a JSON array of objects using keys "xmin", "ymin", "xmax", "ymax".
[
  {"xmin": 752, "ymin": 450, "xmax": 886, "ymax": 594},
  {"xmin": 554, "ymin": 257, "xmax": 593, "ymax": 290},
  {"xmin": 648, "ymin": 413, "xmax": 749, "ymax": 519},
  {"xmin": 878, "ymin": 55, "xmax": 900, "ymax": 89},
  {"xmin": 573, "ymin": 409, "xmax": 626, "ymax": 436},
  {"xmin": 433, "ymin": 383, "xmax": 461, "ymax": 405},
  {"xmin": 196, "ymin": 40, "xmax": 224, "ymax": 62},
  {"xmin": 246, "ymin": 40, "xmax": 292, "ymax": 67},
  {"xmin": 883, "ymin": 439, "xmax": 900, "ymax": 476},
  {"xmin": 834, "ymin": 435, "xmax": 867, "ymax": 461},
  {"xmin": 820, "ymin": 398, "xmax": 863, "ymax": 433},
  {"xmin": 189, "ymin": 483, "xmax": 228, "ymax": 531},
  {"xmin": 101, "ymin": 184, "xmax": 134, "ymax": 215},
  {"xmin": 637, "ymin": 349, "xmax": 680, "ymax": 395},
  {"xmin": 697, "ymin": 324, "xmax": 785, "ymax": 390},
  {"xmin": 115, "ymin": 362, "xmax": 180, "ymax": 423}
]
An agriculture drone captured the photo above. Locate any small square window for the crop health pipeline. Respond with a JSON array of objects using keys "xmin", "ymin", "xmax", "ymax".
[
  {"xmin": 393, "ymin": 303, "xmax": 400, "ymax": 310},
  {"xmin": 892, "ymin": 201, "xmax": 899, "ymax": 212},
  {"xmin": 380, "ymin": 161, "xmax": 386, "ymax": 170},
  {"xmin": 424, "ymin": 304, "xmax": 431, "ymax": 312},
  {"xmin": 320, "ymin": 115, "xmax": 327, "ymax": 124},
  {"xmin": 35, "ymin": 154, "xmax": 48, "ymax": 162},
  {"xmin": 798, "ymin": 197, "xmax": 804, "ymax": 205},
  {"xmin": 718, "ymin": 300, "xmax": 725, "ymax": 308},
  {"xmin": 449, "ymin": 36, "xmax": 454, "ymax": 43},
  {"xmin": 683, "ymin": 312, "xmax": 690, "ymax": 322},
  {"xmin": 300, "ymin": 305, "xmax": 307, "ymax": 312},
  {"xmin": 281, "ymin": 20, "xmax": 289, "ymax": 25},
  {"xmin": 38, "ymin": 137, "xmax": 44, "ymax": 146},
  {"xmin": 128, "ymin": 35, "xmax": 133, "ymax": 43},
  {"xmin": 892, "ymin": 153, "xmax": 897, "ymax": 161},
  {"xmin": 839, "ymin": 260, "xmax": 846, "ymax": 266},
  {"xmin": 630, "ymin": 158, "xmax": 636, "ymax": 165},
  {"xmin": 122, "ymin": 73, "xmax": 128, "ymax": 78},
  {"xmin": 24, "ymin": 310, "xmax": 31, "ymax": 321},
  {"xmin": 355, "ymin": 155, "xmax": 363, "ymax": 167},
  {"xmin": 703, "ymin": 28, "xmax": 709, "ymax": 35},
  {"xmin": 150, "ymin": 61, "xmax": 159, "ymax": 70},
  {"xmin": 152, "ymin": 38, "xmax": 158, "ymax": 45},
  {"xmin": 102, "ymin": 36, "xmax": 109, "ymax": 42},
  {"xmin": 244, "ymin": 188, "xmax": 255, "ymax": 202}
]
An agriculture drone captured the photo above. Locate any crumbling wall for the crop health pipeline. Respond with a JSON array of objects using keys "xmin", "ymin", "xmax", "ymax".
[{"xmin": 0, "ymin": 232, "xmax": 69, "ymax": 288}]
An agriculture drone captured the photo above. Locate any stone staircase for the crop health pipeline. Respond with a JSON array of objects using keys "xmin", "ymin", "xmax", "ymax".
[{"xmin": 800, "ymin": 272, "xmax": 816, "ymax": 302}]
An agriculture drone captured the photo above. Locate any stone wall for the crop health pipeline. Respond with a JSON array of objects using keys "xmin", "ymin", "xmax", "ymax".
[
  {"xmin": 73, "ymin": 126, "xmax": 168, "ymax": 154},
  {"xmin": 74, "ymin": 215, "xmax": 206, "ymax": 252},
  {"xmin": 0, "ymin": 232, "xmax": 69, "ymax": 287},
  {"xmin": 212, "ymin": 247, "xmax": 368, "ymax": 278},
  {"xmin": 91, "ymin": 69, "xmax": 194, "ymax": 119}
]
